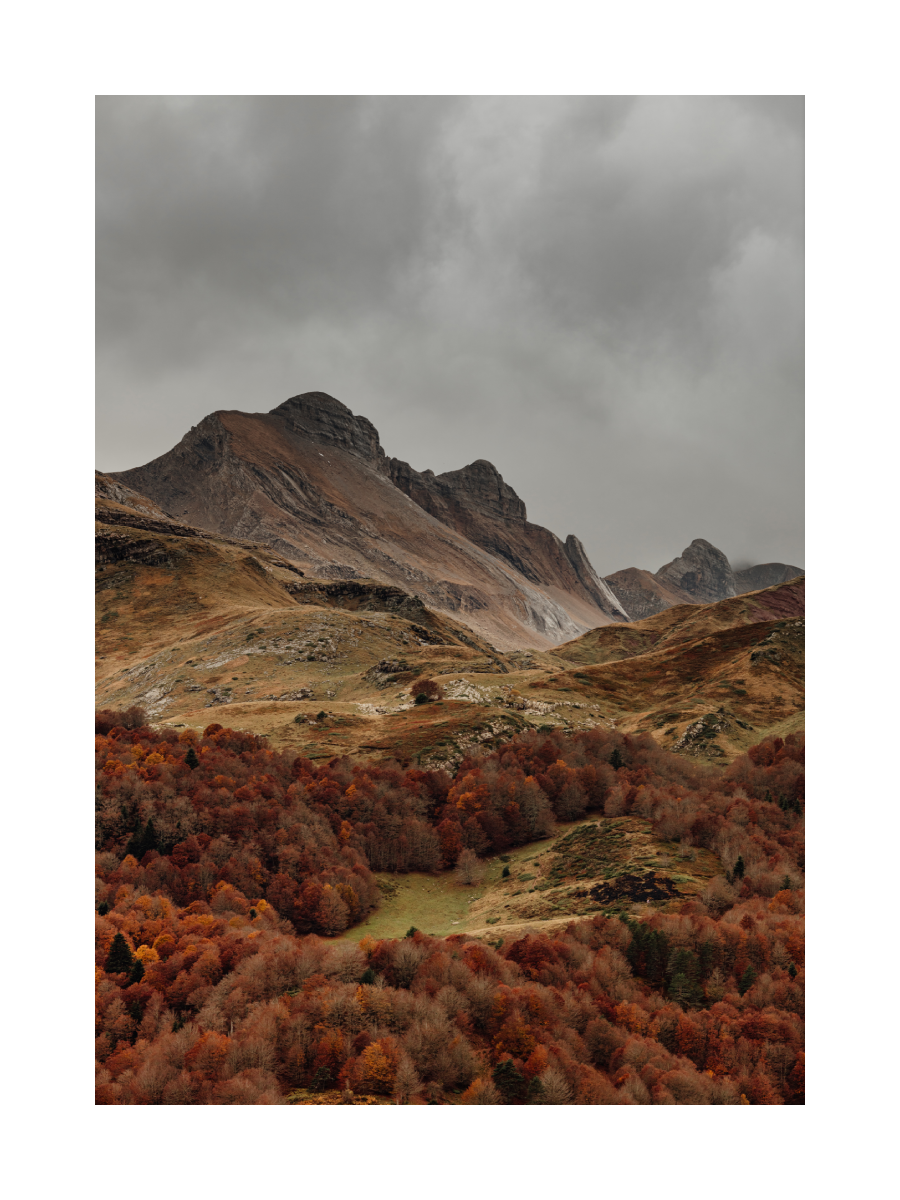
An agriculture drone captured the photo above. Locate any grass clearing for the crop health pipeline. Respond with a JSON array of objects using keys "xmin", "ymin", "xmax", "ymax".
[
  {"xmin": 338, "ymin": 819, "xmax": 627, "ymax": 942},
  {"xmin": 338, "ymin": 870, "xmax": 487, "ymax": 940}
]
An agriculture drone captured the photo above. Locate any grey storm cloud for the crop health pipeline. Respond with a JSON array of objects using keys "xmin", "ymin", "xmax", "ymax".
[{"xmin": 96, "ymin": 95, "xmax": 804, "ymax": 576}]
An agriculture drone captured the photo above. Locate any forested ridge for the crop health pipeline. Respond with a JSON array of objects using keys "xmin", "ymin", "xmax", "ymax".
[{"xmin": 96, "ymin": 709, "xmax": 804, "ymax": 1104}]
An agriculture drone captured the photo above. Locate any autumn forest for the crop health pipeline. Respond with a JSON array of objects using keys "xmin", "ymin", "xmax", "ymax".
[{"xmin": 95, "ymin": 710, "xmax": 804, "ymax": 1105}]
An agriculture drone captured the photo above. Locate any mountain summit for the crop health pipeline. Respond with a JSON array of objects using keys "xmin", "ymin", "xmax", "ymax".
[{"xmin": 655, "ymin": 538, "xmax": 737, "ymax": 604}]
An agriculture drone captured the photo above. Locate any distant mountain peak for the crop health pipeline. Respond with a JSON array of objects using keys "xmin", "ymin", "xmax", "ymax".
[
  {"xmin": 656, "ymin": 538, "xmax": 736, "ymax": 605},
  {"xmin": 604, "ymin": 538, "xmax": 804, "ymax": 623}
]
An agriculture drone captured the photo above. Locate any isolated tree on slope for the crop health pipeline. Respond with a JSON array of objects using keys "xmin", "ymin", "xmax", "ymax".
[{"xmin": 455, "ymin": 848, "xmax": 485, "ymax": 887}]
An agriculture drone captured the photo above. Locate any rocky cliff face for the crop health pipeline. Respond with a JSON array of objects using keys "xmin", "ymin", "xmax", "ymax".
[
  {"xmin": 269, "ymin": 391, "xmax": 386, "ymax": 465},
  {"xmin": 655, "ymin": 538, "xmax": 737, "ymax": 604},
  {"xmin": 95, "ymin": 471, "xmax": 174, "ymax": 521},
  {"xmin": 734, "ymin": 562, "xmax": 804, "ymax": 594},
  {"xmin": 114, "ymin": 391, "xmax": 626, "ymax": 649},
  {"xmin": 387, "ymin": 455, "xmax": 628, "ymax": 621}
]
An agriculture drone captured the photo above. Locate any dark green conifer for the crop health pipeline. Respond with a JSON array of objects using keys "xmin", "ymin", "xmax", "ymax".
[
  {"xmin": 185, "ymin": 746, "xmax": 200, "ymax": 770},
  {"xmin": 738, "ymin": 964, "xmax": 757, "ymax": 995},
  {"xmin": 98, "ymin": 902, "xmax": 109, "ymax": 916},
  {"xmin": 492, "ymin": 1059, "xmax": 528, "ymax": 1104},
  {"xmin": 697, "ymin": 938, "xmax": 717, "ymax": 979},
  {"xmin": 733, "ymin": 855, "xmax": 745, "ymax": 880},
  {"xmin": 105, "ymin": 932, "xmax": 134, "ymax": 975},
  {"xmin": 359, "ymin": 967, "xmax": 376, "ymax": 985},
  {"xmin": 646, "ymin": 931, "xmax": 670, "ymax": 986},
  {"xmin": 124, "ymin": 827, "xmax": 143, "ymax": 860},
  {"xmin": 668, "ymin": 972, "xmax": 694, "ymax": 1006},
  {"xmin": 142, "ymin": 818, "xmax": 158, "ymax": 854},
  {"xmin": 609, "ymin": 746, "xmax": 624, "ymax": 771},
  {"xmin": 128, "ymin": 957, "xmax": 145, "ymax": 985}
]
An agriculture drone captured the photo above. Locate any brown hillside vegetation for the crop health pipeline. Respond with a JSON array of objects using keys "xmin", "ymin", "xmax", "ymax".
[
  {"xmin": 539, "ymin": 579, "xmax": 804, "ymax": 762},
  {"xmin": 551, "ymin": 578, "xmax": 805, "ymax": 667},
  {"xmin": 97, "ymin": 480, "xmax": 803, "ymax": 770}
]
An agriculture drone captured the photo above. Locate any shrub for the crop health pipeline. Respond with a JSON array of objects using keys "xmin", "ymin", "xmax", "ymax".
[
  {"xmin": 410, "ymin": 677, "xmax": 443, "ymax": 701},
  {"xmin": 96, "ymin": 706, "xmax": 148, "ymax": 735}
]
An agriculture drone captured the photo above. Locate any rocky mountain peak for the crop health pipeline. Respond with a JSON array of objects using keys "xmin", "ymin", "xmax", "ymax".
[
  {"xmin": 655, "ymin": 538, "xmax": 736, "ymax": 604},
  {"xmin": 434, "ymin": 459, "xmax": 528, "ymax": 522},
  {"xmin": 270, "ymin": 391, "xmax": 385, "ymax": 465}
]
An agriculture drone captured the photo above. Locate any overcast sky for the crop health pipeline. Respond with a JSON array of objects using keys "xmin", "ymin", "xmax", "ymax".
[{"xmin": 96, "ymin": 96, "xmax": 803, "ymax": 576}]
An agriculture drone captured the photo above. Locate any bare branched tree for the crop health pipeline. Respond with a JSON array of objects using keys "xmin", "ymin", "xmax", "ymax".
[{"xmin": 455, "ymin": 847, "xmax": 485, "ymax": 887}]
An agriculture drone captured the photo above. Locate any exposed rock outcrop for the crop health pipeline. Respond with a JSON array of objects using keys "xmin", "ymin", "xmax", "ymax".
[
  {"xmin": 387, "ymin": 455, "xmax": 628, "ymax": 621},
  {"xmin": 95, "ymin": 471, "xmax": 176, "ymax": 521},
  {"xmin": 655, "ymin": 538, "xmax": 736, "ymax": 604},
  {"xmin": 269, "ymin": 391, "xmax": 386, "ymax": 465}
]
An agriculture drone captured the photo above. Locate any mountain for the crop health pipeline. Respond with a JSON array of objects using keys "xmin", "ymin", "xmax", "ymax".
[
  {"xmin": 600, "ymin": 567, "xmax": 698, "ymax": 623},
  {"xmin": 655, "ymin": 537, "xmax": 736, "ymax": 603},
  {"xmin": 98, "ymin": 390, "xmax": 804, "ymax": 769},
  {"xmin": 605, "ymin": 538, "xmax": 803, "ymax": 621},
  {"xmin": 112, "ymin": 392, "xmax": 628, "ymax": 651},
  {"xmin": 734, "ymin": 562, "xmax": 805, "ymax": 593},
  {"xmin": 96, "ymin": 459, "xmax": 804, "ymax": 771}
]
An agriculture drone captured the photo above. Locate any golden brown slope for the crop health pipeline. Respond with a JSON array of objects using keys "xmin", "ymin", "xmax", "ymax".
[
  {"xmin": 528, "ymin": 579, "xmax": 805, "ymax": 761},
  {"xmin": 96, "ymin": 479, "xmax": 803, "ymax": 769},
  {"xmin": 550, "ymin": 577, "xmax": 805, "ymax": 667}
]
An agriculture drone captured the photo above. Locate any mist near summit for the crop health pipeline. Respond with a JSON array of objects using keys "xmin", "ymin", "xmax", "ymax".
[{"xmin": 96, "ymin": 95, "xmax": 804, "ymax": 577}]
